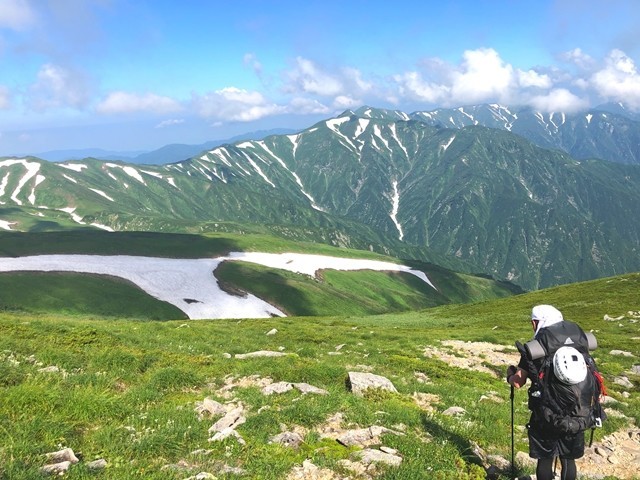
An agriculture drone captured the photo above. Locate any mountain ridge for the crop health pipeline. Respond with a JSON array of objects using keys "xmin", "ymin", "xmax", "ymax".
[{"xmin": 1, "ymin": 106, "xmax": 640, "ymax": 291}]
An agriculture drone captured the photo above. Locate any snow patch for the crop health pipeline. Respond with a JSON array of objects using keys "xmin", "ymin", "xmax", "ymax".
[
  {"xmin": 0, "ymin": 158, "xmax": 42, "ymax": 206},
  {"xmin": 62, "ymin": 174, "xmax": 78, "ymax": 184},
  {"xmin": 389, "ymin": 180, "xmax": 404, "ymax": 241},
  {"xmin": 28, "ymin": 174, "xmax": 46, "ymax": 205},
  {"xmin": 440, "ymin": 135, "xmax": 455, "ymax": 153},
  {"xmin": 57, "ymin": 163, "xmax": 87, "ymax": 172},
  {"xmin": 0, "ymin": 219, "xmax": 16, "ymax": 230},
  {"xmin": 0, "ymin": 252, "xmax": 437, "ymax": 319},
  {"xmin": 89, "ymin": 188, "xmax": 115, "ymax": 202}
]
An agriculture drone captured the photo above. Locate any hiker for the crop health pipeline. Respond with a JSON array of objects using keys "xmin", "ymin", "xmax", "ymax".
[{"xmin": 507, "ymin": 304, "xmax": 605, "ymax": 480}]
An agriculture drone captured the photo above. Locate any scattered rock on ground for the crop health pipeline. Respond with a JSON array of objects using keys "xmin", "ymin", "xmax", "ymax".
[
  {"xmin": 610, "ymin": 350, "xmax": 635, "ymax": 357},
  {"xmin": 347, "ymin": 372, "xmax": 397, "ymax": 396},
  {"xmin": 86, "ymin": 458, "xmax": 108, "ymax": 470},
  {"xmin": 355, "ymin": 448, "xmax": 402, "ymax": 467},
  {"xmin": 443, "ymin": 406, "xmax": 466, "ymax": 416},
  {"xmin": 270, "ymin": 431, "xmax": 305, "ymax": 449},
  {"xmin": 41, "ymin": 461, "xmax": 72, "ymax": 475},
  {"xmin": 266, "ymin": 328, "xmax": 278, "ymax": 336},
  {"xmin": 423, "ymin": 341, "xmax": 519, "ymax": 378},
  {"xmin": 286, "ymin": 459, "xmax": 343, "ymax": 480},
  {"xmin": 235, "ymin": 350, "xmax": 288, "ymax": 359},
  {"xmin": 44, "ymin": 447, "xmax": 79, "ymax": 464},
  {"xmin": 336, "ymin": 426, "xmax": 403, "ymax": 447}
]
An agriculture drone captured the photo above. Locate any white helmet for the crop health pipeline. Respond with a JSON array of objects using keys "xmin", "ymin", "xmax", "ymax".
[
  {"xmin": 532, "ymin": 305, "xmax": 563, "ymax": 335},
  {"xmin": 553, "ymin": 346, "xmax": 588, "ymax": 385}
]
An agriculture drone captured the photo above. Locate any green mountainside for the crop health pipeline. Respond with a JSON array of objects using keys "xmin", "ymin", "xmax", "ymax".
[{"xmin": 2, "ymin": 107, "xmax": 640, "ymax": 290}]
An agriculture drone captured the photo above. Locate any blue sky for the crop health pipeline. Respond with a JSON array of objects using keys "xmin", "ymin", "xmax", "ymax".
[{"xmin": 1, "ymin": 0, "xmax": 639, "ymax": 154}]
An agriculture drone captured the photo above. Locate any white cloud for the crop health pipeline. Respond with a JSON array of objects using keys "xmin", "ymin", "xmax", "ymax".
[
  {"xmin": 28, "ymin": 63, "xmax": 90, "ymax": 111},
  {"xmin": 155, "ymin": 118, "xmax": 185, "ymax": 128},
  {"xmin": 96, "ymin": 91, "xmax": 183, "ymax": 115},
  {"xmin": 393, "ymin": 71, "xmax": 449, "ymax": 103},
  {"xmin": 0, "ymin": 0, "xmax": 36, "ymax": 30},
  {"xmin": 287, "ymin": 97, "xmax": 331, "ymax": 115},
  {"xmin": 560, "ymin": 48, "xmax": 595, "ymax": 70},
  {"xmin": 285, "ymin": 57, "xmax": 344, "ymax": 96},
  {"xmin": 450, "ymin": 48, "xmax": 515, "ymax": 104},
  {"xmin": 591, "ymin": 49, "xmax": 640, "ymax": 110},
  {"xmin": 518, "ymin": 69, "xmax": 552, "ymax": 89},
  {"xmin": 193, "ymin": 87, "xmax": 285, "ymax": 122},
  {"xmin": 332, "ymin": 95, "xmax": 361, "ymax": 110},
  {"xmin": 0, "ymin": 85, "xmax": 11, "ymax": 109},
  {"xmin": 528, "ymin": 88, "xmax": 588, "ymax": 112}
]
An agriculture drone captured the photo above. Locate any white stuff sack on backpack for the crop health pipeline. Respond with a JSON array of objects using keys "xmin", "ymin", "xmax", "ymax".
[{"xmin": 553, "ymin": 346, "xmax": 588, "ymax": 385}]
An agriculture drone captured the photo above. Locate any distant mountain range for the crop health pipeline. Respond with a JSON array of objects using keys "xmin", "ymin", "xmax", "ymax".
[
  {"xmin": 2, "ymin": 104, "xmax": 639, "ymax": 290},
  {"xmin": 31, "ymin": 128, "xmax": 297, "ymax": 164}
]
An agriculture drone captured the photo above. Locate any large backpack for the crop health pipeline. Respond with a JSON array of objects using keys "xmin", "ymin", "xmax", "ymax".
[{"xmin": 516, "ymin": 320, "xmax": 606, "ymax": 438}]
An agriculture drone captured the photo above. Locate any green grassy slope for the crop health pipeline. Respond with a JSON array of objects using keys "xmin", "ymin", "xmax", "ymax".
[
  {"xmin": 0, "ymin": 272, "xmax": 186, "ymax": 319},
  {"xmin": 0, "ymin": 231, "xmax": 522, "ymax": 318},
  {"xmin": 1, "ymin": 273, "xmax": 637, "ymax": 479}
]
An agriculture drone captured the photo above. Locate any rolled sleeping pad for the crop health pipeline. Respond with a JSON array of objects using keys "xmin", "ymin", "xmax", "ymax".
[
  {"xmin": 525, "ymin": 339, "xmax": 546, "ymax": 360},
  {"xmin": 585, "ymin": 331, "xmax": 598, "ymax": 351}
]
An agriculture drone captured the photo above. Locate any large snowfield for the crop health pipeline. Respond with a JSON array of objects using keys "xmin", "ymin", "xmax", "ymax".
[{"xmin": 0, "ymin": 253, "xmax": 435, "ymax": 319}]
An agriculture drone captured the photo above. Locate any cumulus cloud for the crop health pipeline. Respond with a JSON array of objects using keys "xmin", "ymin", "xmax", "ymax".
[
  {"xmin": 590, "ymin": 49, "xmax": 640, "ymax": 110},
  {"xmin": 560, "ymin": 48, "xmax": 595, "ymax": 70},
  {"xmin": 0, "ymin": 0, "xmax": 36, "ymax": 30},
  {"xmin": 450, "ymin": 48, "xmax": 515, "ymax": 104},
  {"xmin": 27, "ymin": 63, "xmax": 90, "ymax": 111},
  {"xmin": 528, "ymin": 88, "xmax": 589, "ymax": 112},
  {"xmin": 392, "ymin": 71, "xmax": 449, "ymax": 103},
  {"xmin": 192, "ymin": 87, "xmax": 286, "ymax": 122},
  {"xmin": 518, "ymin": 69, "xmax": 552, "ymax": 89},
  {"xmin": 96, "ymin": 91, "xmax": 183, "ymax": 115},
  {"xmin": 285, "ymin": 57, "xmax": 344, "ymax": 97}
]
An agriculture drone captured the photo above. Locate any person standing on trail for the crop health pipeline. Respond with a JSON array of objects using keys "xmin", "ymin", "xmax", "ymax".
[{"xmin": 507, "ymin": 304, "xmax": 605, "ymax": 480}]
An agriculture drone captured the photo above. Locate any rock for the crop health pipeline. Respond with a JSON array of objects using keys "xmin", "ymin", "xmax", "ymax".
[
  {"xmin": 222, "ymin": 352, "xmax": 232, "ymax": 358},
  {"xmin": 294, "ymin": 383, "xmax": 328, "ymax": 395},
  {"xmin": 336, "ymin": 426, "xmax": 403, "ymax": 447},
  {"xmin": 266, "ymin": 328, "xmax": 278, "ymax": 336},
  {"xmin": 86, "ymin": 458, "xmax": 108, "ymax": 470},
  {"xmin": 41, "ymin": 461, "xmax": 71, "ymax": 475},
  {"xmin": 270, "ymin": 431, "xmax": 305, "ymax": 448},
  {"xmin": 208, "ymin": 427, "xmax": 246, "ymax": 445},
  {"xmin": 195, "ymin": 397, "xmax": 227, "ymax": 418},
  {"xmin": 604, "ymin": 314, "xmax": 625, "ymax": 321},
  {"xmin": 610, "ymin": 350, "xmax": 635, "ymax": 357},
  {"xmin": 412, "ymin": 392, "xmax": 440, "ymax": 412},
  {"xmin": 235, "ymin": 350, "xmax": 288, "ymax": 359},
  {"xmin": 356, "ymin": 448, "xmax": 402, "ymax": 467},
  {"xmin": 263, "ymin": 382, "xmax": 295, "ymax": 395},
  {"xmin": 379, "ymin": 446, "xmax": 398, "ymax": 455},
  {"xmin": 631, "ymin": 365, "xmax": 640, "ymax": 375},
  {"xmin": 335, "ymin": 344, "xmax": 346, "ymax": 351},
  {"xmin": 515, "ymin": 451, "xmax": 536, "ymax": 468},
  {"xmin": 613, "ymin": 376, "xmax": 634, "ymax": 388},
  {"xmin": 487, "ymin": 454, "xmax": 510, "ymax": 470},
  {"xmin": 443, "ymin": 406, "xmax": 466, "ymax": 416},
  {"xmin": 286, "ymin": 459, "xmax": 339, "ymax": 480},
  {"xmin": 414, "ymin": 371, "xmax": 430, "ymax": 383},
  {"xmin": 208, "ymin": 406, "xmax": 246, "ymax": 433},
  {"xmin": 347, "ymin": 372, "xmax": 397, "ymax": 396},
  {"xmin": 44, "ymin": 447, "xmax": 79, "ymax": 464}
]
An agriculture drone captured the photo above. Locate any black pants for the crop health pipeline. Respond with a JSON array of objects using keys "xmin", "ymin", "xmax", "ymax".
[{"xmin": 536, "ymin": 457, "xmax": 577, "ymax": 480}]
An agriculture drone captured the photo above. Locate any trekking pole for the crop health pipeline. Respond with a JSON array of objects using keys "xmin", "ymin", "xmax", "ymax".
[{"xmin": 510, "ymin": 383, "xmax": 515, "ymax": 480}]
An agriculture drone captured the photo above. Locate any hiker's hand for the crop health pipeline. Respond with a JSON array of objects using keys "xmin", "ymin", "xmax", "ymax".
[
  {"xmin": 507, "ymin": 367, "xmax": 528, "ymax": 388},
  {"xmin": 506, "ymin": 365, "xmax": 517, "ymax": 382}
]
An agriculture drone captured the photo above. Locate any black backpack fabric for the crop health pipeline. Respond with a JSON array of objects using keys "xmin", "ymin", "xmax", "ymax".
[{"xmin": 518, "ymin": 321, "xmax": 606, "ymax": 436}]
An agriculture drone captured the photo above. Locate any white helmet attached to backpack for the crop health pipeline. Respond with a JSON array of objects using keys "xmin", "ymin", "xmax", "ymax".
[
  {"xmin": 531, "ymin": 304, "xmax": 563, "ymax": 335},
  {"xmin": 553, "ymin": 346, "xmax": 588, "ymax": 385}
]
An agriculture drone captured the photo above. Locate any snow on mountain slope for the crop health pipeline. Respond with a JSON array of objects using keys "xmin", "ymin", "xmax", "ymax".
[{"xmin": 0, "ymin": 253, "xmax": 436, "ymax": 319}]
